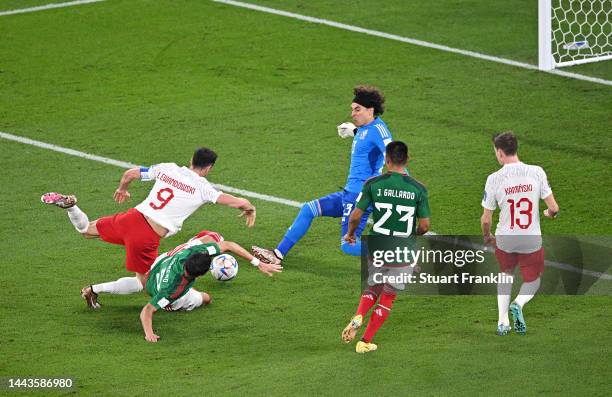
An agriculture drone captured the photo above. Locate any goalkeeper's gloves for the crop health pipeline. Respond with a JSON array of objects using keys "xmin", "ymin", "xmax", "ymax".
[{"xmin": 337, "ymin": 122, "xmax": 357, "ymax": 139}]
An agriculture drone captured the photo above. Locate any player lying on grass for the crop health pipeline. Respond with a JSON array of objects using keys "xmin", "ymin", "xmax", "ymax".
[
  {"xmin": 481, "ymin": 131, "xmax": 559, "ymax": 336},
  {"xmin": 83, "ymin": 230, "xmax": 282, "ymax": 342},
  {"xmin": 252, "ymin": 85, "xmax": 393, "ymax": 263},
  {"xmin": 41, "ymin": 148, "xmax": 260, "ymax": 294},
  {"xmin": 342, "ymin": 141, "xmax": 430, "ymax": 353}
]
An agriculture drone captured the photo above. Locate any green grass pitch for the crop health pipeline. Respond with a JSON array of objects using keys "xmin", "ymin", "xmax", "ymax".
[{"xmin": 0, "ymin": 0, "xmax": 610, "ymax": 396}]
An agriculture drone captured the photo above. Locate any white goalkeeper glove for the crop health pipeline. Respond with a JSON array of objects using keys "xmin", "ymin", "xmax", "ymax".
[{"xmin": 337, "ymin": 122, "xmax": 357, "ymax": 139}]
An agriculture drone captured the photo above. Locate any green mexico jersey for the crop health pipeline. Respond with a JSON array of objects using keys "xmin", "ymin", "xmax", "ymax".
[
  {"xmin": 356, "ymin": 172, "xmax": 431, "ymax": 237},
  {"xmin": 145, "ymin": 242, "xmax": 220, "ymax": 310}
]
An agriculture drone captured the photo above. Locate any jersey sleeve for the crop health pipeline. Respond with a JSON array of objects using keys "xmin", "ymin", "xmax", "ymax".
[
  {"xmin": 539, "ymin": 167, "xmax": 553, "ymax": 199},
  {"xmin": 416, "ymin": 188, "xmax": 431, "ymax": 218},
  {"xmin": 355, "ymin": 182, "xmax": 373, "ymax": 211},
  {"xmin": 200, "ymin": 181, "xmax": 222, "ymax": 203},
  {"xmin": 373, "ymin": 123, "xmax": 392, "ymax": 154},
  {"xmin": 187, "ymin": 242, "xmax": 221, "ymax": 256},
  {"xmin": 150, "ymin": 291, "xmax": 172, "ymax": 310},
  {"xmin": 139, "ymin": 164, "xmax": 162, "ymax": 181},
  {"xmin": 481, "ymin": 175, "xmax": 497, "ymax": 210}
]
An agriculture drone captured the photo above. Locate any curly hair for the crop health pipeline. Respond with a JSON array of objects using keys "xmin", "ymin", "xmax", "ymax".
[{"xmin": 353, "ymin": 85, "xmax": 385, "ymax": 116}]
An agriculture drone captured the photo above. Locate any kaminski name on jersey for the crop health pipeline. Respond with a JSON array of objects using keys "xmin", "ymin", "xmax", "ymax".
[{"xmin": 482, "ymin": 162, "xmax": 552, "ymax": 253}]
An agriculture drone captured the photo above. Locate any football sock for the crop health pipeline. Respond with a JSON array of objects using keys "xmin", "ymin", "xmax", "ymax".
[
  {"xmin": 362, "ymin": 292, "xmax": 396, "ymax": 343},
  {"xmin": 66, "ymin": 205, "xmax": 89, "ymax": 233},
  {"xmin": 276, "ymin": 200, "xmax": 320, "ymax": 257},
  {"xmin": 356, "ymin": 286, "xmax": 382, "ymax": 317},
  {"xmin": 341, "ymin": 239, "xmax": 361, "ymax": 256},
  {"xmin": 497, "ymin": 274, "xmax": 513, "ymax": 326},
  {"xmin": 514, "ymin": 277, "xmax": 541, "ymax": 308},
  {"xmin": 92, "ymin": 277, "xmax": 143, "ymax": 295}
]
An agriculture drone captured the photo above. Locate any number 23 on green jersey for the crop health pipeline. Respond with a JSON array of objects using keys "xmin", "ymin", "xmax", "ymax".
[{"xmin": 356, "ymin": 173, "xmax": 431, "ymax": 237}]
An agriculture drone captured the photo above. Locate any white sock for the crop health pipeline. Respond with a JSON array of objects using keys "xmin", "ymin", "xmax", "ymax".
[
  {"xmin": 497, "ymin": 273, "xmax": 513, "ymax": 326},
  {"xmin": 92, "ymin": 277, "xmax": 143, "ymax": 295},
  {"xmin": 66, "ymin": 205, "xmax": 89, "ymax": 233},
  {"xmin": 514, "ymin": 277, "xmax": 541, "ymax": 308}
]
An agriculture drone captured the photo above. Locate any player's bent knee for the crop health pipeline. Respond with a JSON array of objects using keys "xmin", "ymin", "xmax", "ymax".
[
  {"xmin": 135, "ymin": 273, "xmax": 147, "ymax": 288},
  {"xmin": 201, "ymin": 292, "xmax": 211, "ymax": 306},
  {"xmin": 341, "ymin": 241, "xmax": 361, "ymax": 256},
  {"xmin": 522, "ymin": 273, "xmax": 541, "ymax": 283},
  {"xmin": 300, "ymin": 200, "xmax": 320, "ymax": 219}
]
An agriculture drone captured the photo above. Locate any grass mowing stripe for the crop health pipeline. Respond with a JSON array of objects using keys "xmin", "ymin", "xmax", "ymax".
[
  {"xmin": 211, "ymin": 0, "xmax": 612, "ymax": 87},
  {"xmin": 0, "ymin": 0, "xmax": 105, "ymax": 16},
  {"xmin": 2, "ymin": 130, "xmax": 609, "ymax": 282}
]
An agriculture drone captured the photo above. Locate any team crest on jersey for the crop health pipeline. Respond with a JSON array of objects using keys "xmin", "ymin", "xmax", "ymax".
[{"xmin": 360, "ymin": 129, "xmax": 368, "ymax": 140}]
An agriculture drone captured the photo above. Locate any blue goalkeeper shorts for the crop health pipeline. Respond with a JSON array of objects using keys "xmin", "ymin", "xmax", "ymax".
[{"xmin": 318, "ymin": 190, "xmax": 371, "ymax": 241}]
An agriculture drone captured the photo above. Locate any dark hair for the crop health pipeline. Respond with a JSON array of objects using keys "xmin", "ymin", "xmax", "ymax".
[
  {"xmin": 493, "ymin": 131, "xmax": 518, "ymax": 155},
  {"xmin": 353, "ymin": 85, "xmax": 385, "ymax": 116},
  {"xmin": 192, "ymin": 147, "xmax": 217, "ymax": 168},
  {"xmin": 386, "ymin": 141, "xmax": 409, "ymax": 165},
  {"xmin": 184, "ymin": 252, "xmax": 212, "ymax": 277}
]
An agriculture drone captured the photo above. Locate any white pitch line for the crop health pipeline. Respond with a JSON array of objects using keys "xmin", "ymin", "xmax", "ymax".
[
  {"xmin": 3, "ymin": 0, "xmax": 609, "ymax": 86},
  {"xmin": 211, "ymin": 0, "xmax": 612, "ymax": 87},
  {"xmin": 0, "ymin": 0, "xmax": 105, "ymax": 16},
  {"xmin": 0, "ymin": 131, "xmax": 302, "ymax": 208},
  {"xmin": 1, "ymin": 130, "xmax": 610, "ymax": 282}
]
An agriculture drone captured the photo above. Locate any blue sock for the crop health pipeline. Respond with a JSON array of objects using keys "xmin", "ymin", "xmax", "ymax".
[
  {"xmin": 276, "ymin": 200, "xmax": 319, "ymax": 257},
  {"xmin": 276, "ymin": 237, "xmax": 295, "ymax": 258},
  {"xmin": 341, "ymin": 240, "xmax": 362, "ymax": 256}
]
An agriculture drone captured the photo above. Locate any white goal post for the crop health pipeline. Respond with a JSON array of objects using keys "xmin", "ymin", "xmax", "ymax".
[{"xmin": 539, "ymin": 0, "xmax": 612, "ymax": 70}]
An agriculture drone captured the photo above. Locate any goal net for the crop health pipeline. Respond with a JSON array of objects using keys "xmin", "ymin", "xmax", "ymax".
[{"xmin": 539, "ymin": 0, "xmax": 612, "ymax": 70}]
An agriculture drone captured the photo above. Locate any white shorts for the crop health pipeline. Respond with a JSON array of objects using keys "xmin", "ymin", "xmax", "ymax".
[{"xmin": 170, "ymin": 288, "xmax": 204, "ymax": 311}]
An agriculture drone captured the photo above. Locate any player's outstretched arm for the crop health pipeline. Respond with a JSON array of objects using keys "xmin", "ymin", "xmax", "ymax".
[
  {"xmin": 543, "ymin": 194, "xmax": 560, "ymax": 219},
  {"xmin": 140, "ymin": 303, "xmax": 160, "ymax": 343},
  {"xmin": 114, "ymin": 167, "xmax": 141, "ymax": 203},
  {"xmin": 219, "ymin": 241, "xmax": 283, "ymax": 276},
  {"xmin": 219, "ymin": 241, "xmax": 258, "ymax": 261},
  {"xmin": 343, "ymin": 208, "xmax": 364, "ymax": 245},
  {"xmin": 216, "ymin": 193, "xmax": 257, "ymax": 227}
]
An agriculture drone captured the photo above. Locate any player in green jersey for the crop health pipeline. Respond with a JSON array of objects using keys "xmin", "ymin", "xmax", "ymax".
[
  {"xmin": 141, "ymin": 231, "xmax": 282, "ymax": 342},
  {"xmin": 82, "ymin": 230, "xmax": 282, "ymax": 342},
  {"xmin": 342, "ymin": 141, "xmax": 431, "ymax": 353}
]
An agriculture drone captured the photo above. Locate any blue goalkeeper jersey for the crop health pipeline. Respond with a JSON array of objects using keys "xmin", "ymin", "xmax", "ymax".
[{"xmin": 344, "ymin": 117, "xmax": 392, "ymax": 193}]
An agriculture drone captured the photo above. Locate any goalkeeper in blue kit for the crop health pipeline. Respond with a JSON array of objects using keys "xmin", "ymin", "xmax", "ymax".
[{"xmin": 253, "ymin": 85, "xmax": 393, "ymax": 262}]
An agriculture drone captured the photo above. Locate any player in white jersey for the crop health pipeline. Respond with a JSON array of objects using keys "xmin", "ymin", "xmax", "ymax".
[
  {"xmin": 41, "ymin": 148, "xmax": 262, "ymax": 306},
  {"xmin": 480, "ymin": 131, "xmax": 559, "ymax": 336},
  {"xmin": 133, "ymin": 161, "xmax": 225, "ymax": 237}
]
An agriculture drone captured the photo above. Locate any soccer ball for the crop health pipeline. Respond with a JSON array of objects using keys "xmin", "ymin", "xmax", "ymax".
[{"xmin": 210, "ymin": 254, "xmax": 239, "ymax": 281}]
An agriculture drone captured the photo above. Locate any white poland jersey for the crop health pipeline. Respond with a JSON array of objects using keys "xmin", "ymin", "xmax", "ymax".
[
  {"xmin": 482, "ymin": 162, "xmax": 552, "ymax": 253},
  {"xmin": 134, "ymin": 163, "xmax": 222, "ymax": 237}
]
